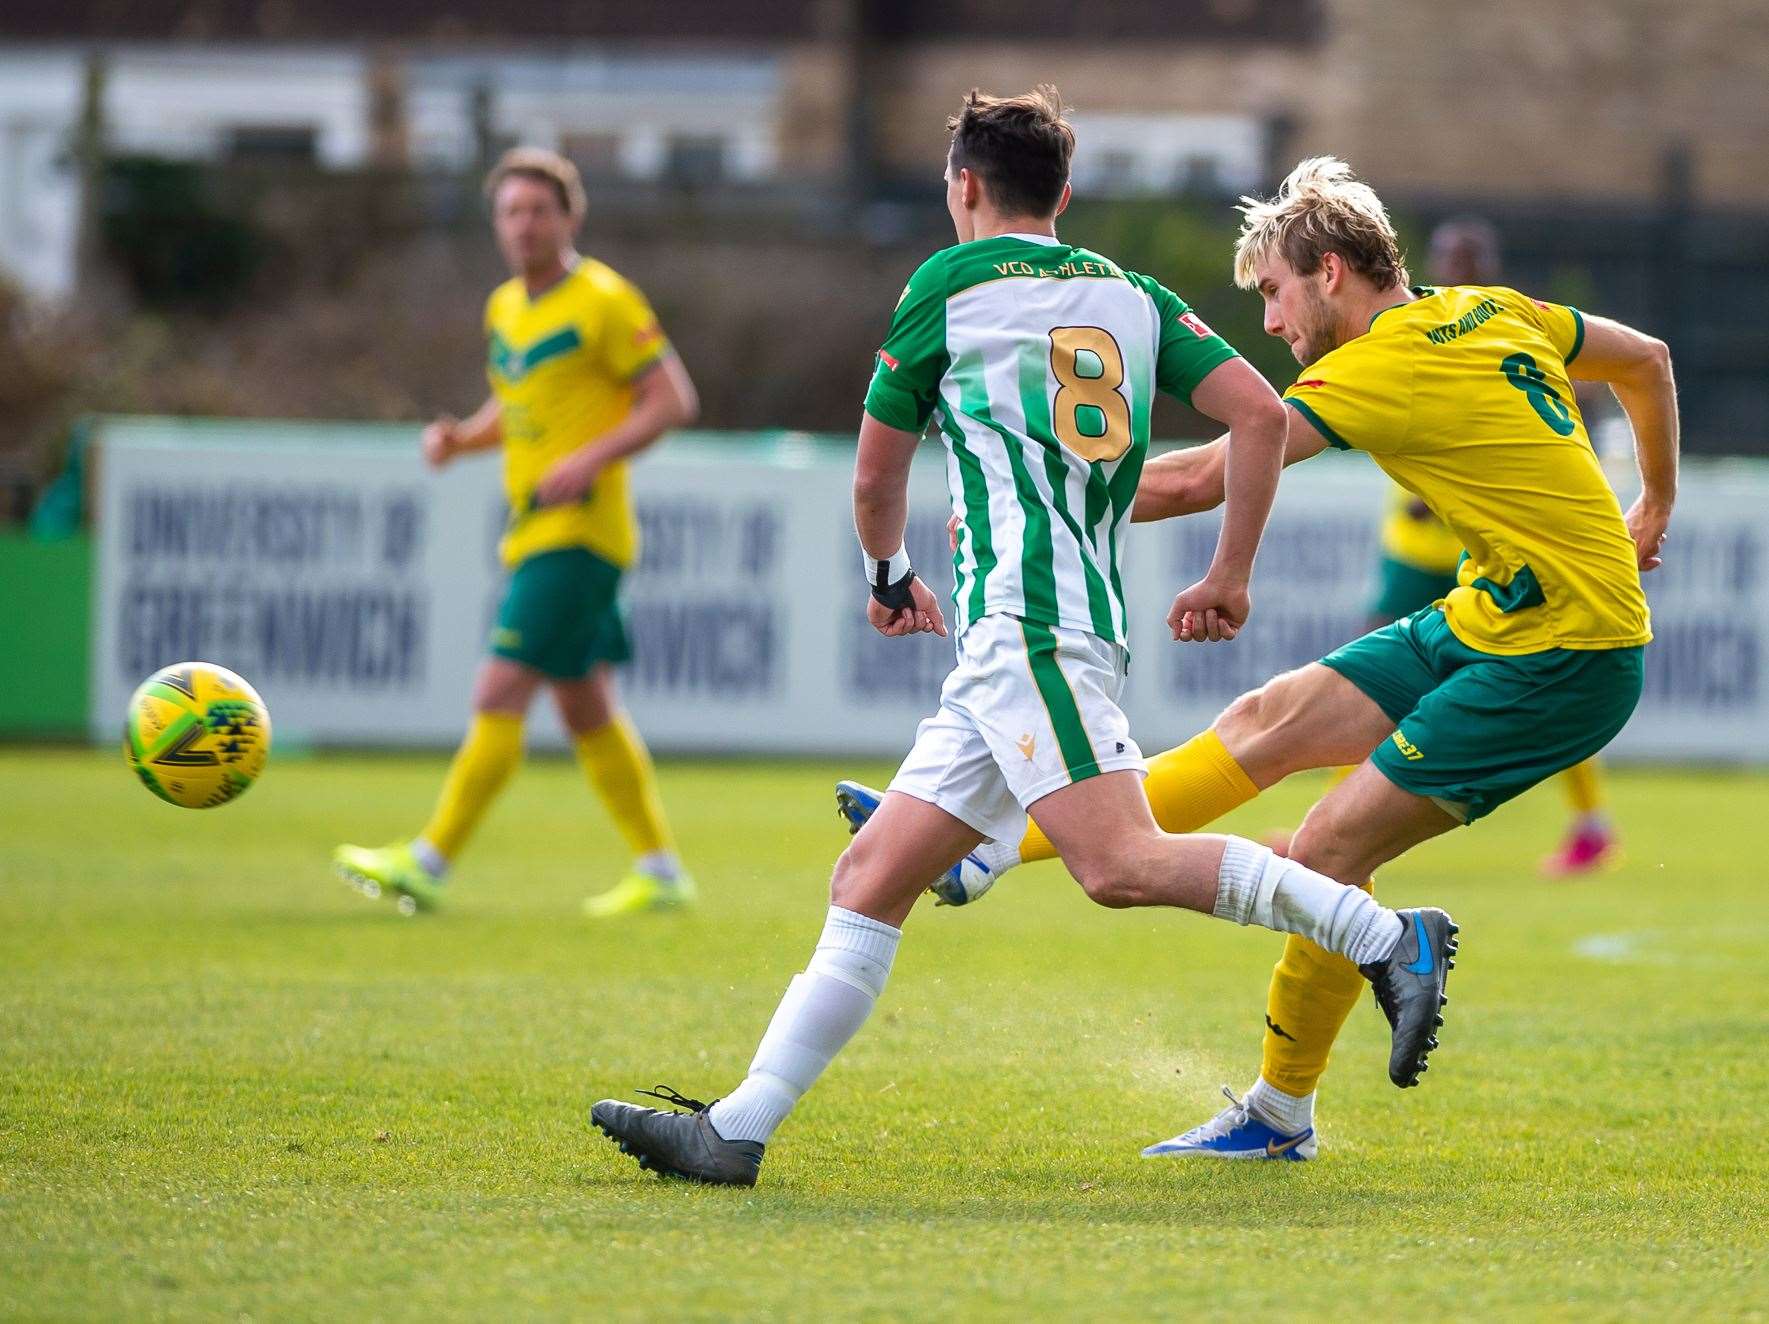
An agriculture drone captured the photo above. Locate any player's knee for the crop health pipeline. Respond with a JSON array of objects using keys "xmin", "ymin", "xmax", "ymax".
[
  {"xmin": 1217, "ymin": 671, "xmax": 1311, "ymax": 776},
  {"xmin": 473, "ymin": 664, "xmax": 537, "ymax": 715},
  {"xmin": 1215, "ymin": 684, "xmax": 1273, "ymax": 746},
  {"xmin": 555, "ymin": 683, "xmax": 614, "ymax": 734}
]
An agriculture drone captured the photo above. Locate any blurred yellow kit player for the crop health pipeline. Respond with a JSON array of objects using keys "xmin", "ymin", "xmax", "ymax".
[
  {"xmin": 1370, "ymin": 480, "xmax": 1464, "ymax": 624},
  {"xmin": 335, "ymin": 148, "xmax": 701, "ymax": 918}
]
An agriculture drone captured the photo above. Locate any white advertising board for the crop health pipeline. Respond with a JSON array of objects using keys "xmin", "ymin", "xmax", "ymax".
[{"xmin": 91, "ymin": 419, "xmax": 1769, "ymax": 762}]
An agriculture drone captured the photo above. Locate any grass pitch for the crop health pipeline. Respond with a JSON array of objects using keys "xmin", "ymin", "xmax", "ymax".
[{"xmin": 2, "ymin": 749, "xmax": 1765, "ymax": 1320}]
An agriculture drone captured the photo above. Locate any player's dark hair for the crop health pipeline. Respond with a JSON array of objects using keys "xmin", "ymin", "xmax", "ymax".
[
  {"xmin": 484, "ymin": 147, "xmax": 587, "ymax": 222},
  {"xmin": 947, "ymin": 86, "xmax": 1075, "ymax": 219},
  {"xmin": 1430, "ymin": 215, "xmax": 1503, "ymax": 283}
]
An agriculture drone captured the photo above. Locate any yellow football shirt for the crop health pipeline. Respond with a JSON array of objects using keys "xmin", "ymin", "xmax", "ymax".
[
  {"xmin": 484, "ymin": 257, "xmax": 670, "ymax": 568},
  {"xmin": 1379, "ymin": 479, "xmax": 1464, "ymax": 575},
  {"xmin": 1284, "ymin": 285, "xmax": 1650, "ymax": 654}
]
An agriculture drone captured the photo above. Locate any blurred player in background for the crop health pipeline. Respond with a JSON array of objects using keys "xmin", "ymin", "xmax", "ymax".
[
  {"xmin": 590, "ymin": 93, "xmax": 1457, "ymax": 1187},
  {"xmin": 334, "ymin": 148, "xmax": 701, "ymax": 919},
  {"xmin": 1427, "ymin": 218, "xmax": 1621, "ymax": 876},
  {"xmin": 850, "ymin": 157, "xmax": 1676, "ymax": 1162}
]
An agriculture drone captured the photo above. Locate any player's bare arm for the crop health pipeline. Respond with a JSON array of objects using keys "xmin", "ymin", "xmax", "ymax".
[
  {"xmin": 423, "ymin": 395, "xmax": 503, "ymax": 469},
  {"xmin": 946, "ymin": 349, "xmax": 1286, "ymax": 558},
  {"xmin": 1567, "ymin": 313, "xmax": 1679, "ymax": 571},
  {"xmin": 1131, "ymin": 401, "xmax": 1332, "ymax": 528},
  {"xmin": 1132, "ymin": 407, "xmax": 1330, "ymax": 525},
  {"xmin": 852, "ymin": 410, "xmax": 946, "ymax": 639},
  {"xmin": 533, "ymin": 354, "xmax": 700, "ymax": 506},
  {"xmin": 1162, "ymin": 358, "xmax": 1290, "ymax": 642},
  {"xmin": 940, "ymin": 378, "xmax": 1307, "ymax": 560}
]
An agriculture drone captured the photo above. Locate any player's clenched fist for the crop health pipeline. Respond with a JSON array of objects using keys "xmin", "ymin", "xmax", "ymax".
[
  {"xmin": 533, "ymin": 446, "xmax": 603, "ymax": 506},
  {"xmin": 421, "ymin": 417, "xmax": 460, "ymax": 469},
  {"xmin": 1168, "ymin": 574, "xmax": 1250, "ymax": 643},
  {"xmin": 868, "ymin": 575, "xmax": 948, "ymax": 639}
]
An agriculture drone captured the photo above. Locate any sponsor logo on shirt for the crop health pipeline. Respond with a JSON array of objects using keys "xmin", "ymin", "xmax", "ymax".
[
  {"xmin": 1177, "ymin": 311, "xmax": 1215, "ymax": 339},
  {"xmin": 1423, "ymin": 298, "xmax": 1503, "ymax": 345},
  {"xmin": 878, "ymin": 349, "xmax": 901, "ymax": 371}
]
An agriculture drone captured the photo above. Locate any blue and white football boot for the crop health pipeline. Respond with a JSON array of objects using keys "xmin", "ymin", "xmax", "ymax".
[
  {"xmin": 833, "ymin": 780, "xmax": 999, "ymax": 906},
  {"xmin": 1140, "ymin": 1085, "xmax": 1317, "ymax": 1161}
]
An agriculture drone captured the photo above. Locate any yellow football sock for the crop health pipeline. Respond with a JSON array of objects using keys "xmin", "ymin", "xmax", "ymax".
[
  {"xmin": 1019, "ymin": 728, "xmax": 1260, "ymax": 864},
  {"xmin": 1259, "ymin": 881, "xmax": 1375, "ymax": 1097},
  {"xmin": 574, "ymin": 713, "xmax": 674, "ymax": 858},
  {"xmin": 1562, "ymin": 758, "xmax": 1604, "ymax": 817},
  {"xmin": 418, "ymin": 711, "xmax": 524, "ymax": 861}
]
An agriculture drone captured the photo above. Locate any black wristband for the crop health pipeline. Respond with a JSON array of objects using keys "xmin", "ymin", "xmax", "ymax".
[{"xmin": 870, "ymin": 571, "xmax": 917, "ymax": 611}]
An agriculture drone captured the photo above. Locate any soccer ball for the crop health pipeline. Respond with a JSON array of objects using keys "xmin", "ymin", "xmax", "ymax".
[{"xmin": 123, "ymin": 662, "xmax": 271, "ymax": 809}]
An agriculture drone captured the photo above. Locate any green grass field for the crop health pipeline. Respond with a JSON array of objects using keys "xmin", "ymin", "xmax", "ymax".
[{"xmin": 2, "ymin": 749, "xmax": 1765, "ymax": 1320}]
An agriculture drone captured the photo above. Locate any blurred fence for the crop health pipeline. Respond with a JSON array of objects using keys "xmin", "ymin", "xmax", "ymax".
[
  {"xmin": 1468, "ymin": 199, "xmax": 1769, "ymax": 453},
  {"xmin": 6, "ymin": 164, "xmax": 1762, "ymax": 519},
  {"xmin": 47, "ymin": 416, "xmax": 1768, "ymax": 764}
]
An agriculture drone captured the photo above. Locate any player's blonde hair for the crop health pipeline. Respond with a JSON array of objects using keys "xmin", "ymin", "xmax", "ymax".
[
  {"xmin": 1232, "ymin": 156, "xmax": 1409, "ymax": 291},
  {"xmin": 484, "ymin": 147, "xmax": 587, "ymax": 222}
]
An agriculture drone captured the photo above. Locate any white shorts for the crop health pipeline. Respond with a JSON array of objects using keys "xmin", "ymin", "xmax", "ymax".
[{"xmin": 887, "ymin": 613, "xmax": 1146, "ymax": 843}]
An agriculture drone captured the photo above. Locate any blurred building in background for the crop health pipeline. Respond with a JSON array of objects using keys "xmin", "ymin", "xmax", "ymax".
[{"xmin": 0, "ymin": 0, "xmax": 1765, "ymax": 501}]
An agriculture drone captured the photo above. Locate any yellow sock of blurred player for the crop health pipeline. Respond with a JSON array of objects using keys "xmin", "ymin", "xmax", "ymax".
[
  {"xmin": 419, "ymin": 711, "xmax": 524, "ymax": 861},
  {"xmin": 1259, "ymin": 881, "xmax": 1376, "ymax": 1098},
  {"xmin": 574, "ymin": 713, "xmax": 674, "ymax": 859},
  {"xmin": 1019, "ymin": 729, "xmax": 1260, "ymax": 863},
  {"xmin": 1562, "ymin": 757, "xmax": 1604, "ymax": 817}
]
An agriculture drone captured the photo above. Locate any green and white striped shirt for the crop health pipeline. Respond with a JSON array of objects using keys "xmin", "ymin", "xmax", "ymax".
[{"xmin": 864, "ymin": 233, "xmax": 1238, "ymax": 647}]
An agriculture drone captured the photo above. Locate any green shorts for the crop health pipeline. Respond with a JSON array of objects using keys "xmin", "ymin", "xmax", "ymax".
[
  {"xmin": 1370, "ymin": 555, "xmax": 1460, "ymax": 623},
  {"xmin": 1322, "ymin": 606, "xmax": 1644, "ymax": 824},
  {"xmin": 490, "ymin": 547, "xmax": 631, "ymax": 679}
]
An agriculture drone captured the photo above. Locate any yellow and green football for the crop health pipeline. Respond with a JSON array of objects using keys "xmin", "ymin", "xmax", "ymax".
[{"xmin": 123, "ymin": 663, "xmax": 271, "ymax": 809}]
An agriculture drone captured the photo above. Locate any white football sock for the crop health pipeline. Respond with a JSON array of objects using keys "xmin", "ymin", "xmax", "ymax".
[
  {"xmin": 1247, "ymin": 1077, "xmax": 1315, "ymax": 1135},
  {"xmin": 1214, "ymin": 837, "xmax": 1402, "ymax": 967},
  {"xmin": 708, "ymin": 906, "xmax": 901, "ymax": 1144},
  {"xmin": 409, "ymin": 837, "xmax": 448, "ymax": 879},
  {"xmin": 976, "ymin": 837, "xmax": 1022, "ymax": 876}
]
